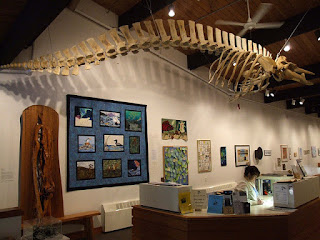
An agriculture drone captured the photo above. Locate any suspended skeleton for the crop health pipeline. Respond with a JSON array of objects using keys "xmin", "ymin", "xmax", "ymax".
[{"xmin": 1, "ymin": 19, "xmax": 314, "ymax": 101}]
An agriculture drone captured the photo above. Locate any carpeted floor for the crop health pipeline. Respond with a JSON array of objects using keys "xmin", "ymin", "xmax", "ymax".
[{"xmin": 95, "ymin": 227, "xmax": 132, "ymax": 240}]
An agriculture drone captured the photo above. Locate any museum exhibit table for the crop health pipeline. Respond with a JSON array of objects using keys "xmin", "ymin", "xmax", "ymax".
[{"xmin": 132, "ymin": 197, "xmax": 320, "ymax": 240}]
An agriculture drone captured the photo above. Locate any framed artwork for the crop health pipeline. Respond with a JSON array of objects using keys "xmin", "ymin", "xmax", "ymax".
[
  {"xmin": 264, "ymin": 150, "xmax": 272, "ymax": 156},
  {"xmin": 280, "ymin": 145, "xmax": 288, "ymax": 162},
  {"xmin": 234, "ymin": 145, "xmax": 250, "ymax": 167},
  {"xmin": 304, "ymin": 149, "xmax": 310, "ymax": 155},
  {"xmin": 129, "ymin": 136, "xmax": 140, "ymax": 154},
  {"xmin": 102, "ymin": 159, "xmax": 122, "ymax": 178},
  {"xmin": 76, "ymin": 161, "xmax": 95, "ymax": 180},
  {"xmin": 298, "ymin": 147, "xmax": 303, "ymax": 159},
  {"xmin": 161, "ymin": 119, "xmax": 188, "ymax": 141},
  {"xmin": 75, "ymin": 107, "xmax": 93, "ymax": 127},
  {"xmin": 197, "ymin": 140, "xmax": 212, "ymax": 173},
  {"xmin": 78, "ymin": 135, "xmax": 96, "ymax": 153},
  {"xmin": 100, "ymin": 111, "xmax": 120, "ymax": 127},
  {"xmin": 67, "ymin": 94, "xmax": 149, "ymax": 191},
  {"xmin": 163, "ymin": 146, "xmax": 188, "ymax": 185},
  {"xmin": 220, "ymin": 147, "xmax": 227, "ymax": 166},
  {"xmin": 104, "ymin": 134, "xmax": 124, "ymax": 152},
  {"xmin": 311, "ymin": 146, "xmax": 317, "ymax": 158},
  {"xmin": 318, "ymin": 148, "xmax": 320, "ymax": 156},
  {"xmin": 125, "ymin": 110, "xmax": 142, "ymax": 131}
]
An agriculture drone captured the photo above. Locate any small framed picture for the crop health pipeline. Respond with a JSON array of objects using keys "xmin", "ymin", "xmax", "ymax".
[
  {"xmin": 128, "ymin": 160, "xmax": 141, "ymax": 177},
  {"xmin": 100, "ymin": 111, "xmax": 120, "ymax": 127},
  {"xmin": 125, "ymin": 110, "xmax": 142, "ymax": 131},
  {"xmin": 318, "ymin": 148, "xmax": 320, "ymax": 156},
  {"xmin": 104, "ymin": 134, "xmax": 124, "ymax": 152},
  {"xmin": 76, "ymin": 161, "xmax": 95, "ymax": 180},
  {"xmin": 264, "ymin": 150, "xmax": 272, "ymax": 156},
  {"xmin": 280, "ymin": 145, "xmax": 288, "ymax": 162},
  {"xmin": 74, "ymin": 106, "xmax": 93, "ymax": 127},
  {"xmin": 129, "ymin": 136, "xmax": 140, "ymax": 154},
  {"xmin": 78, "ymin": 135, "xmax": 95, "ymax": 153},
  {"xmin": 102, "ymin": 159, "xmax": 122, "ymax": 178},
  {"xmin": 235, "ymin": 145, "xmax": 250, "ymax": 167}
]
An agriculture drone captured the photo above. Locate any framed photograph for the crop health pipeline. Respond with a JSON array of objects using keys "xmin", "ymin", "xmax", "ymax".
[
  {"xmin": 100, "ymin": 111, "xmax": 120, "ymax": 127},
  {"xmin": 129, "ymin": 136, "xmax": 140, "ymax": 154},
  {"xmin": 234, "ymin": 145, "xmax": 250, "ymax": 167},
  {"xmin": 298, "ymin": 147, "xmax": 303, "ymax": 159},
  {"xmin": 161, "ymin": 118, "xmax": 187, "ymax": 141},
  {"xmin": 75, "ymin": 107, "xmax": 93, "ymax": 127},
  {"xmin": 128, "ymin": 160, "xmax": 141, "ymax": 177},
  {"xmin": 102, "ymin": 159, "xmax": 122, "ymax": 178},
  {"xmin": 280, "ymin": 145, "xmax": 288, "ymax": 162},
  {"xmin": 197, "ymin": 140, "xmax": 211, "ymax": 173},
  {"xmin": 67, "ymin": 95, "xmax": 149, "ymax": 191},
  {"xmin": 163, "ymin": 146, "xmax": 188, "ymax": 185},
  {"xmin": 76, "ymin": 161, "xmax": 95, "ymax": 180},
  {"xmin": 311, "ymin": 146, "xmax": 317, "ymax": 158},
  {"xmin": 125, "ymin": 110, "xmax": 142, "ymax": 131},
  {"xmin": 78, "ymin": 135, "xmax": 95, "ymax": 153},
  {"xmin": 220, "ymin": 147, "xmax": 227, "ymax": 166},
  {"xmin": 104, "ymin": 134, "xmax": 124, "ymax": 152},
  {"xmin": 264, "ymin": 150, "xmax": 272, "ymax": 156}
]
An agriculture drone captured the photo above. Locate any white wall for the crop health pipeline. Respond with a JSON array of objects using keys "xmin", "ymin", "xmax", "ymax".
[{"xmin": 1, "ymin": 1, "xmax": 320, "ymax": 225}]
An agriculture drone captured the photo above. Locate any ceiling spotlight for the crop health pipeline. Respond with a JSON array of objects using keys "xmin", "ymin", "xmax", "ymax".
[
  {"xmin": 284, "ymin": 43, "xmax": 291, "ymax": 52},
  {"xmin": 291, "ymin": 99, "xmax": 296, "ymax": 105},
  {"xmin": 265, "ymin": 89, "xmax": 270, "ymax": 97},
  {"xmin": 315, "ymin": 29, "xmax": 320, "ymax": 41},
  {"xmin": 233, "ymin": 61, "xmax": 236, "ymax": 66},
  {"xmin": 299, "ymin": 98, "xmax": 305, "ymax": 105},
  {"xmin": 168, "ymin": 4, "xmax": 175, "ymax": 17},
  {"xmin": 270, "ymin": 92, "xmax": 275, "ymax": 97}
]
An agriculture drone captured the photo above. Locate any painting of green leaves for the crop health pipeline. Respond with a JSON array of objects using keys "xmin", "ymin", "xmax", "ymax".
[{"xmin": 163, "ymin": 146, "xmax": 188, "ymax": 185}]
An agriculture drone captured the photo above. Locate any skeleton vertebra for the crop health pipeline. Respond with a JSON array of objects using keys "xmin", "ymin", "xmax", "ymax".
[{"xmin": 1, "ymin": 19, "xmax": 314, "ymax": 101}]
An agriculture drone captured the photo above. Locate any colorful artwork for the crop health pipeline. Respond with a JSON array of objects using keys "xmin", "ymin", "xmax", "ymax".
[
  {"xmin": 235, "ymin": 145, "xmax": 250, "ymax": 167},
  {"xmin": 311, "ymin": 146, "xmax": 317, "ymax": 158},
  {"xmin": 100, "ymin": 111, "xmax": 120, "ymax": 127},
  {"xmin": 163, "ymin": 146, "xmax": 188, "ymax": 185},
  {"xmin": 78, "ymin": 135, "xmax": 95, "ymax": 153},
  {"xmin": 104, "ymin": 135, "xmax": 124, "ymax": 152},
  {"xmin": 197, "ymin": 140, "xmax": 211, "ymax": 173},
  {"xmin": 128, "ymin": 160, "xmax": 141, "ymax": 177},
  {"xmin": 162, "ymin": 119, "xmax": 188, "ymax": 141},
  {"xmin": 75, "ymin": 107, "xmax": 93, "ymax": 127},
  {"xmin": 281, "ymin": 145, "xmax": 288, "ymax": 162},
  {"xmin": 220, "ymin": 147, "xmax": 227, "ymax": 166},
  {"xmin": 103, "ymin": 159, "xmax": 122, "ymax": 178},
  {"xmin": 125, "ymin": 110, "xmax": 142, "ymax": 131},
  {"xmin": 129, "ymin": 136, "xmax": 140, "ymax": 154},
  {"xmin": 76, "ymin": 161, "xmax": 95, "ymax": 180}
]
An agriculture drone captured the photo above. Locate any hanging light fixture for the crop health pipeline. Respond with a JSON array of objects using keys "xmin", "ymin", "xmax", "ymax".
[
  {"xmin": 299, "ymin": 98, "xmax": 305, "ymax": 105},
  {"xmin": 270, "ymin": 92, "xmax": 275, "ymax": 97},
  {"xmin": 265, "ymin": 89, "xmax": 270, "ymax": 97},
  {"xmin": 315, "ymin": 29, "xmax": 320, "ymax": 41},
  {"xmin": 291, "ymin": 99, "xmax": 296, "ymax": 105},
  {"xmin": 168, "ymin": 4, "xmax": 175, "ymax": 17},
  {"xmin": 284, "ymin": 42, "xmax": 291, "ymax": 52}
]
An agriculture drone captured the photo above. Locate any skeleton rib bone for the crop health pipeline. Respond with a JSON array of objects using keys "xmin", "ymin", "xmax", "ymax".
[{"xmin": 3, "ymin": 19, "xmax": 314, "ymax": 101}]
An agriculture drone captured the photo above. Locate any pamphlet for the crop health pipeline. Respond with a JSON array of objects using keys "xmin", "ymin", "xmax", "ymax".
[
  {"xmin": 178, "ymin": 192, "xmax": 193, "ymax": 214},
  {"xmin": 191, "ymin": 189, "xmax": 207, "ymax": 210},
  {"xmin": 207, "ymin": 195, "xmax": 223, "ymax": 214}
]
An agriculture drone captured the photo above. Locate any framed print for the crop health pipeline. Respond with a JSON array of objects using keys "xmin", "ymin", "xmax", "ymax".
[
  {"xmin": 318, "ymin": 148, "xmax": 320, "ymax": 156},
  {"xmin": 161, "ymin": 118, "xmax": 188, "ymax": 141},
  {"xmin": 128, "ymin": 160, "xmax": 141, "ymax": 177},
  {"xmin": 75, "ymin": 107, "xmax": 93, "ymax": 127},
  {"xmin": 163, "ymin": 146, "xmax": 188, "ymax": 185},
  {"xmin": 78, "ymin": 135, "xmax": 95, "ymax": 153},
  {"xmin": 220, "ymin": 147, "xmax": 227, "ymax": 166},
  {"xmin": 264, "ymin": 150, "xmax": 271, "ymax": 156},
  {"xmin": 235, "ymin": 145, "xmax": 250, "ymax": 167},
  {"xmin": 67, "ymin": 95, "xmax": 149, "ymax": 191},
  {"xmin": 298, "ymin": 147, "xmax": 303, "ymax": 159},
  {"xmin": 311, "ymin": 146, "xmax": 317, "ymax": 158},
  {"xmin": 102, "ymin": 159, "xmax": 122, "ymax": 178},
  {"xmin": 129, "ymin": 136, "xmax": 140, "ymax": 154},
  {"xmin": 100, "ymin": 111, "xmax": 120, "ymax": 127},
  {"xmin": 104, "ymin": 134, "xmax": 124, "ymax": 152},
  {"xmin": 281, "ymin": 145, "xmax": 288, "ymax": 162},
  {"xmin": 197, "ymin": 140, "xmax": 211, "ymax": 173},
  {"xmin": 76, "ymin": 161, "xmax": 95, "ymax": 180},
  {"xmin": 125, "ymin": 110, "xmax": 142, "ymax": 131}
]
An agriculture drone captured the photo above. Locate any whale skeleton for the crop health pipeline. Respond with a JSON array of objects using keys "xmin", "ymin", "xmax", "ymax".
[{"xmin": 1, "ymin": 19, "xmax": 314, "ymax": 101}]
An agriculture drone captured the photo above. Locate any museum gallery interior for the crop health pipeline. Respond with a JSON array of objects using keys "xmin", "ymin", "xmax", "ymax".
[{"xmin": 1, "ymin": 0, "xmax": 320, "ymax": 239}]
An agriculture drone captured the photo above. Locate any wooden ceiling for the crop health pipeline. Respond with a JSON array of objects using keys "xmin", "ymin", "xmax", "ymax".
[{"xmin": 0, "ymin": 0, "xmax": 319, "ymax": 115}]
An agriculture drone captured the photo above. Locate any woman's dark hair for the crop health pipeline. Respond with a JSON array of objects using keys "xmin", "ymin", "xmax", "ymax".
[{"xmin": 244, "ymin": 166, "xmax": 260, "ymax": 180}]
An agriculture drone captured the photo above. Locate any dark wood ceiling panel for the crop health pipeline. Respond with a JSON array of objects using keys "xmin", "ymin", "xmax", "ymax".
[{"xmin": 92, "ymin": 0, "xmax": 141, "ymax": 16}]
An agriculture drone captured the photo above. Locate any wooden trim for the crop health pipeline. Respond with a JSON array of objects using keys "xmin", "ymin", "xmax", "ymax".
[
  {"xmin": 59, "ymin": 211, "xmax": 100, "ymax": 222},
  {"xmin": 0, "ymin": 207, "xmax": 23, "ymax": 219}
]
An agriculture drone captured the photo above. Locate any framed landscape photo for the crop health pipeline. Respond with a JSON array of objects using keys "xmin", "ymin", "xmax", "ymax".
[
  {"xmin": 125, "ymin": 110, "xmax": 142, "ymax": 131},
  {"xmin": 102, "ymin": 159, "xmax": 122, "ymax": 178},
  {"xmin": 104, "ymin": 134, "xmax": 124, "ymax": 152},
  {"xmin": 281, "ymin": 145, "xmax": 288, "ymax": 162},
  {"xmin": 76, "ymin": 161, "xmax": 95, "ymax": 180},
  {"xmin": 74, "ymin": 107, "xmax": 93, "ymax": 127},
  {"xmin": 235, "ymin": 145, "xmax": 250, "ymax": 167},
  {"xmin": 78, "ymin": 135, "xmax": 96, "ymax": 153},
  {"xmin": 100, "ymin": 111, "xmax": 120, "ymax": 127},
  {"xmin": 264, "ymin": 150, "xmax": 271, "ymax": 156}
]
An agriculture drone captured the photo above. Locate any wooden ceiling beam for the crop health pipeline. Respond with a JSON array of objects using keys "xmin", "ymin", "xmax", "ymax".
[
  {"xmin": 118, "ymin": 0, "xmax": 176, "ymax": 27},
  {"xmin": 0, "ymin": 0, "xmax": 70, "ymax": 65},
  {"xmin": 244, "ymin": 5, "xmax": 320, "ymax": 46}
]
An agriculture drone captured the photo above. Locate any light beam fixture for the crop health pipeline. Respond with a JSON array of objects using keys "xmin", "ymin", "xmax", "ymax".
[
  {"xmin": 265, "ymin": 89, "xmax": 270, "ymax": 97},
  {"xmin": 291, "ymin": 99, "xmax": 296, "ymax": 105},
  {"xmin": 284, "ymin": 42, "xmax": 291, "ymax": 52},
  {"xmin": 315, "ymin": 29, "xmax": 320, "ymax": 41},
  {"xmin": 270, "ymin": 92, "xmax": 275, "ymax": 97},
  {"xmin": 168, "ymin": 4, "xmax": 175, "ymax": 17},
  {"xmin": 299, "ymin": 98, "xmax": 305, "ymax": 105}
]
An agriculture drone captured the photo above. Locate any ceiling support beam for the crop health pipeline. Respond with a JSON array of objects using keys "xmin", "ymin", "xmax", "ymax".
[
  {"xmin": 0, "ymin": 0, "xmax": 71, "ymax": 65},
  {"xmin": 118, "ymin": 0, "xmax": 176, "ymax": 27}
]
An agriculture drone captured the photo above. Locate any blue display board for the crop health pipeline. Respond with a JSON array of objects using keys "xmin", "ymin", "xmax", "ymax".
[{"xmin": 67, "ymin": 95, "xmax": 149, "ymax": 191}]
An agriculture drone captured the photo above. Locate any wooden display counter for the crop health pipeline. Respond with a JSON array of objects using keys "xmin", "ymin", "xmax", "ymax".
[{"xmin": 132, "ymin": 197, "xmax": 320, "ymax": 240}]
